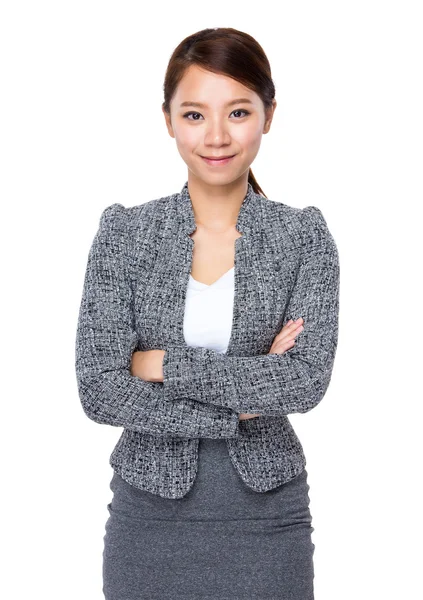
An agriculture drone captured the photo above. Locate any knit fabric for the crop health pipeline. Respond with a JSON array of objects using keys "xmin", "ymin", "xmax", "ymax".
[{"xmin": 75, "ymin": 181, "xmax": 340, "ymax": 499}]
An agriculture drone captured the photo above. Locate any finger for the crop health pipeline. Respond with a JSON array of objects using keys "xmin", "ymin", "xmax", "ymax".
[
  {"xmin": 280, "ymin": 318, "xmax": 303, "ymax": 336},
  {"xmin": 275, "ymin": 321, "xmax": 304, "ymax": 343},
  {"xmin": 273, "ymin": 322, "xmax": 305, "ymax": 350},
  {"xmin": 285, "ymin": 317, "xmax": 303, "ymax": 330},
  {"xmin": 269, "ymin": 338, "xmax": 296, "ymax": 355}
]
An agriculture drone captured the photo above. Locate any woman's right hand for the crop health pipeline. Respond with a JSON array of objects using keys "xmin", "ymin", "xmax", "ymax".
[{"xmin": 239, "ymin": 318, "xmax": 304, "ymax": 420}]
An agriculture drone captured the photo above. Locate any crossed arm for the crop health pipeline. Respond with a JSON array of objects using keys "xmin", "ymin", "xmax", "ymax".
[
  {"xmin": 129, "ymin": 315, "xmax": 305, "ymax": 419},
  {"xmin": 161, "ymin": 205, "xmax": 340, "ymax": 417},
  {"xmin": 75, "ymin": 203, "xmax": 242, "ymax": 439},
  {"xmin": 75, "ymin": 202, "xmax": 339, "ymax": 436}
]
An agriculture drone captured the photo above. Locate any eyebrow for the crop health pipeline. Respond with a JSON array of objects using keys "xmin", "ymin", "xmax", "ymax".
[{"xmin": 179, "ymin": 98, "xmax": 254, "ymax": 108}]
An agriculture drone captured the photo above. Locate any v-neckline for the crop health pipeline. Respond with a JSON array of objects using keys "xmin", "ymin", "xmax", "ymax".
[{"xmin": 189, "ymin": 266, "xmax": 234, "ymax": 288}]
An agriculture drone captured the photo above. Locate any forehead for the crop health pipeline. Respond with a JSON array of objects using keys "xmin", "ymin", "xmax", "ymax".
[{"xmin": 172, "ymin": 65, "xmax": 258, "ymax": 106}]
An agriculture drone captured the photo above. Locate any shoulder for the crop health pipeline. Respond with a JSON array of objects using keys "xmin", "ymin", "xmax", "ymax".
[
  {"xmin": 299, "ymin": 206, "xmax": 338, "ymax": 262},
  {"xmin": 98, "ymin": 192, "xmax": 173, "ymax": 234},
  {"xmin": 260, "ymin": 194, "xmax": 329, "ymax": 229},
  {"xmin": 300, "ymin": 205, "xmax": 332, "ymax": 237},
  {"xmin": 260, "ymin": 195, "xmax": 337, "ymax": 252}
]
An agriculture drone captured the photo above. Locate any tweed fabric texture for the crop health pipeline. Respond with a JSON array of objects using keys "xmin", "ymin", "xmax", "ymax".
[{"xmin": 75, "ymin": 181, "xmax": 340, "ymax": 499}]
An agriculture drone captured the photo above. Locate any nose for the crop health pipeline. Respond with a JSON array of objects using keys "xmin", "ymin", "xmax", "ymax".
[{"xmin": 204, "ymin": 118, "xmax": 231, "ymax": 146}]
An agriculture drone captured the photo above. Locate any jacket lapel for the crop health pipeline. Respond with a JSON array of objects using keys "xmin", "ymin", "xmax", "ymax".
[{"xmin": 174, "ymin": 181, "xmax": 265, "ymax": 357}]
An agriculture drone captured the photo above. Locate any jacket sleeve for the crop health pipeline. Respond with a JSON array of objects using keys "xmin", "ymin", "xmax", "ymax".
[
  {"xmin": 162, "ymin": 205, "xmax": 340, "ymax": 417},
  {"xmin": 75, "ymin": 203, "xmax": 240, "ymax": 438}
]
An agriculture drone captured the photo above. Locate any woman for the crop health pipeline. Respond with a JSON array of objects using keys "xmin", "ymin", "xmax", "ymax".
[{"xmin": 75, "ymin": 27, "xmax": 340, "ymax": 599}]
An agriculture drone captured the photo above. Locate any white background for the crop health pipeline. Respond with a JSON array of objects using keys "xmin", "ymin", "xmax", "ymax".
[{"xmin": 1, "ymin": 1, "xmax": 422, "ymax": 598}]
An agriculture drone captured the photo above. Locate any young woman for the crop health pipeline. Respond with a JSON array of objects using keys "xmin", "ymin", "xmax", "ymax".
[{"xmin": 75, "ymin": 27, "xmax": 340, "ymax": 600}]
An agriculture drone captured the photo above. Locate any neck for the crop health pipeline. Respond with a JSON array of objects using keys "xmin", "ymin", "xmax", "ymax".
[{"xmin": 186, "ymin": 175, "xmax": 250, "ymax": 232}]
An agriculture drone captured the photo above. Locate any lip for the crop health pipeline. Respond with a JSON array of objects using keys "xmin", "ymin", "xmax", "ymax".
[{"xmin": 200, "ymin": 154, "xmax": 236, "ymax": 166}]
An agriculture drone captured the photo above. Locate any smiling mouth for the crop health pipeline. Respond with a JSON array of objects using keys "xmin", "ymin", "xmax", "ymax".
[
  {"xmin": 201, "ymin": 155, "xmax": 235, "ymax": 159},
  {"xmin": 200, "ymin": 155, "xmax": 236, "ymax": 165}
]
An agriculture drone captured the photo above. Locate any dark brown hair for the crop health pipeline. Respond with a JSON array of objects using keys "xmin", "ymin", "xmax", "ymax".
[{"xmin": 162, "ymin": 27, "xmax": 276, "ymax": 198}]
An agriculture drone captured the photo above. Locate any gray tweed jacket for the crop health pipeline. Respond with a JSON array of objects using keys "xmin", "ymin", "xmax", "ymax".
[{"xmin": 75, "ymin": 181, "xmax": 340, "ymax": 499}]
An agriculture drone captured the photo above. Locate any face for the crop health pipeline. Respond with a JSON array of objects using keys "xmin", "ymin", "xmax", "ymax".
[{"xmin": 163, "ymin": 65, "xmax": 276, "ymax": 186}]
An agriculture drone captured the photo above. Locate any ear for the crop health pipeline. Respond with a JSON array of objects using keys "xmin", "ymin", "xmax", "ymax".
[
  {"xmin": 263, "ymin": 99, "xmax": 277, "ymax": 134},
  {"xmin": 162, "ymin": 105, "xmax": 175, "ymax": 139}
]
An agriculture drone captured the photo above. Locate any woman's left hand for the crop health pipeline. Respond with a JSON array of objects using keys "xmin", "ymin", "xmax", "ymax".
[{"xmin": 130, "ymin": 350, "xmax": 165, "ymax": 382}]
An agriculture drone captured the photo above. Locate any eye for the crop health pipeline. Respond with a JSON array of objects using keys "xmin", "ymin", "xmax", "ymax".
[
  {"xmin": 182, "ymin": 109, "xmax": 251, "ymax": 121},
  {"xmin": 232, "ymin": 109, "xmax": 250, "ymax": 118},
  {"xmin": 183, "ymin": 112, "xmax": 203, "ymax": 121}
]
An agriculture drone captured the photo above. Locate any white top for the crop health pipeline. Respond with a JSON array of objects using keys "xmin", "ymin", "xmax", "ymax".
[{"xmin": 183, "ymin": 267, "xmax": 235, "ymax": 354}]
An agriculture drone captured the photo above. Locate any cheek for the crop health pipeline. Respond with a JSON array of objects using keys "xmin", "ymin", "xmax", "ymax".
[
  {"xmin": 173, "ymin": 123, "xmax": 200, "ymax": 150},
  {"xmin": 235, "ymin": 124, "xmax": 262, "ymax": 150}
]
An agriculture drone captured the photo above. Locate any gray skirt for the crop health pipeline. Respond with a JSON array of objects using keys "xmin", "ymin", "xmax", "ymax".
[{"xmin": 102, "ymin": 438, "xmax": 315, "ymax": 600}]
